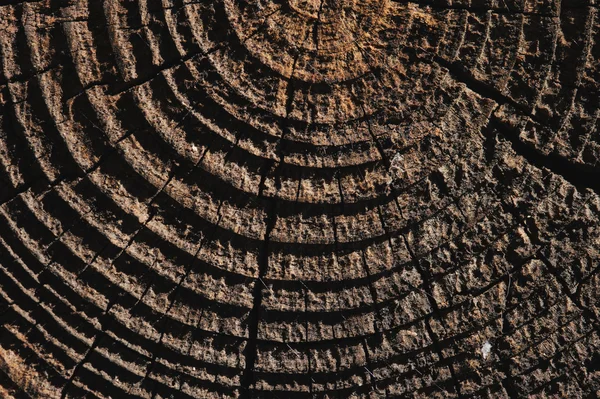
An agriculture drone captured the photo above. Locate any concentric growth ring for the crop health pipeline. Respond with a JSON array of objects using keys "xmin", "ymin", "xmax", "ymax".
[{"xmin": 0, "ymin": 0, "xmax": 599, "ymax": 398}]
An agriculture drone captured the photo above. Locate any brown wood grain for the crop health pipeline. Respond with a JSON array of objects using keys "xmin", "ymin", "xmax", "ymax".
[{"xmin": 0, "ymin": 0, "xmax": 599, "ymax": 397}]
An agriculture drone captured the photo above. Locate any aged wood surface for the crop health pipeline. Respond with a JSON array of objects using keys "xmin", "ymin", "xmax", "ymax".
[{"xmin": 0, "ymin": 0, "xmax": 599, "ymax": 397}]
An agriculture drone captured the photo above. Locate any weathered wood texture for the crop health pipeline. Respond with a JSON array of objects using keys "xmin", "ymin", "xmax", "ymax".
[{"xmin": 0, "ymin": 0, "xmax": 599, "ymax": 397}]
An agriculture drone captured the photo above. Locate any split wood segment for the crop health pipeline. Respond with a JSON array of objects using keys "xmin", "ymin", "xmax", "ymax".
[{"xmin": 0, "ymin": 0, "xmax": 599, "ymax": 397}]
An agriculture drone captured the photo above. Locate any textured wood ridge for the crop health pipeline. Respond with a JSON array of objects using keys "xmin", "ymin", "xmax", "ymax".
[{"xmin": 0, "ymin": 0, "xmax": 599, "ymax": 398}]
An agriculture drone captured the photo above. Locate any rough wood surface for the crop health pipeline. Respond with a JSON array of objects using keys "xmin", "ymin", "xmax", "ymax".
[{"xmin": 0, "ymin": 0, "xmax": 599, "ymax": 398}]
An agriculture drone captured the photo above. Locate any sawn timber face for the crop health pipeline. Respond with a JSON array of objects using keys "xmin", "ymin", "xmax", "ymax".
[{"xmin": 0, "ymin": 0, "xmax": 599, "ymax": 398}]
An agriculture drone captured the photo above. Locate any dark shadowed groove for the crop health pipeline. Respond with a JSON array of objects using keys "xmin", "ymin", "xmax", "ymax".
[
  {"xmin": 239, "ymin": 46, "xmax": 301, "ymax": 397},
  {"xmin": 433, "ymin": 55, "xmax": 600, "ymax": 196}
]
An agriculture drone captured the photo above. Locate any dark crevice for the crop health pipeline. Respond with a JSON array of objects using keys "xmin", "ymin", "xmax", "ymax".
[
  {"xmin": 436, "ymin": 54, "xmax": 600, "ymax": 196},
  {"xmin": 401, "ymin": 236, "xmax": 465, "ymax": 399},
  {"xmin": 238, "ymin": 201, "xmax": 276, "ymax": 399},
  {"xmin": 312, "ymin": 0, "xmax": 325, "ymax": 52},
  {"xmin": 392, "ymin": 0, "xmax": 558, "ymax": 17},
  {"xmin": 240, "ymin": 48, "xmax": 300, "ymax": 397},
  {"xmin": 489, "ymin": 117, "xmax": 600, "ymax": 196},
  {"xmin": 432, "ymin": 56, "xmax": 542, "ymax": 123}
]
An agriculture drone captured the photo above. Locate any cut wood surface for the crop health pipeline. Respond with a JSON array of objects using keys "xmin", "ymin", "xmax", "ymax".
[{"xmin": 0, "ymin": 0, "xmax": 599, "ymax": 397}]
